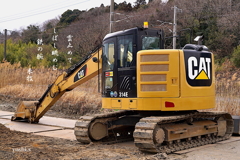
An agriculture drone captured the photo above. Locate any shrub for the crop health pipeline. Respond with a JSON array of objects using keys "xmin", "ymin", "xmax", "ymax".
[{"xmin": 231, "ymin": 46, "xmax": 240, "ymax": 68}]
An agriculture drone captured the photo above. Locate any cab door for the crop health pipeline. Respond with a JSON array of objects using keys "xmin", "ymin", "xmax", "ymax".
[
  {"xmin": 117, "ymin": 34, "xmax": 137, "ymax": 98},
  {"xmin": 102, "ymin": 38, "xmax": 117, "ymax": 97}
]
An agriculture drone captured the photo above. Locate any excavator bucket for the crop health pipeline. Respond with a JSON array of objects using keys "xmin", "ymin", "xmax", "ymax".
[{"xmin": 11, "ymin": 101, "xmax": 38, "ymax": 122}]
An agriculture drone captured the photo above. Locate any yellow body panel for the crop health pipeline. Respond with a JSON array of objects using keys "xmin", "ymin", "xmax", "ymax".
[
  {"xmin": 180, "ymin": 54, "xmax": 215, "ymax": 98},
  {"xmin": 137, "ymin": 50, "xmax": 180, "ymax": 98},
  {"xmin": 102, "ymin": 98, "xmax": 162, "ymax": 110},
  {"xmin": 102, "ymin": 96, "xmax": 214, "ymax": 111},
  {"xmin": 102, "ymin": 49, "xmax": 215, "ymax": 111}
]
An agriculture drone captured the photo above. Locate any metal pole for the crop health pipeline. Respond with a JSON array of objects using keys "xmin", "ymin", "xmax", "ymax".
[
  {"xmin": 229, "ymin": 0, "xmax": 232, "ymax": 13},
  {"xmin": 173, "ymin": 6, "xmax": 177, "ymax": 49},
  {"xmin": 172, "ymin": 6, "xmax": 182, "ymax": 49},
  {"xmin": 110, "ymin": 0, "xmax": 114, "ymax": 33},
  {"xmin": 4, "ymin": 29, "xmax": 7, "ymax": 61}
]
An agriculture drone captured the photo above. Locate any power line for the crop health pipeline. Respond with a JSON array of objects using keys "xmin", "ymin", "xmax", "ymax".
[
  {"xmin": 0, "ymin": 0, "xmax": 90, "ymax": 23},
  {"xmin": 0, "ymin": 0, "xmax": 79, "ymax": 21}
]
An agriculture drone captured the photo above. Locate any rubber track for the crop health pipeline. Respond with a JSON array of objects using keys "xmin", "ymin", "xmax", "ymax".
[
  {"xmin": 133, "ymin": 112, "xmax": 234, "ymax": 153},
  {"xmin": 74, "ymin": 110, "xmax": 135, "ymax": 144}
]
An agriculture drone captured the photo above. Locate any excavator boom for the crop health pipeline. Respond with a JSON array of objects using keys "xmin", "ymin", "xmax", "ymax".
[{"xmin": 12, "ymin": 46, "xmax": 102, "ymax": 123}]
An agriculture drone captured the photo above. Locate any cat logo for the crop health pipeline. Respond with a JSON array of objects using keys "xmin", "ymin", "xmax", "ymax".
[
  {"xmin": 74, "ymin": 65, "xmax": 87, "ymax": 82},
  {"xmin": 184, "ymin": 51, "xmax": 212, "ymax": 86},
  {"xmin": 188, "ymin": 57, "xmax": 211, "ymax": 80}
]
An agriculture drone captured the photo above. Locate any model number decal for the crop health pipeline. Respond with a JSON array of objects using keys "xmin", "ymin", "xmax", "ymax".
[{"xmin": 119, "ymin": 92, "xmax": 128, "ymax": 97}]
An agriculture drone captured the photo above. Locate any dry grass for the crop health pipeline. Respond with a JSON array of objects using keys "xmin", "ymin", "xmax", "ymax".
[
  {"xmin": 0, "ymin": 84, "xmax": 46, "ymax": 99},
  {"xmin": 0, "ymin": 62, "xmax": 63, "ymax": 88},
  {"xmin": 215, "ymin": 80, "xmax": 240, "ymax": 116},
  {"xmin": 0, "ymin": 62, "xmax": 239, "ymax": 116},
  {"xmin": 0, "ymin": 62, "xmax": 102, "ymax": 116}
]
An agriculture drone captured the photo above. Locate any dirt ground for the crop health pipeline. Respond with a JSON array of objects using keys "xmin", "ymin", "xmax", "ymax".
[
  {"xmin": 1, "ymin": 96, "xmax": 240, "ymax": 160},
  {"xmin": 0, "ymin": 123, "xmax": 147, "ymax": 160},
  {"xmin": 1, "ymin": 122, "xmax": 240, "ymax": 160}
]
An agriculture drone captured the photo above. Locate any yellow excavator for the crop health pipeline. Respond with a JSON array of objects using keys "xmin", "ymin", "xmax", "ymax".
[{"xmin": 12, "ymin": 26, "xmax": 234, "ymax": 153}]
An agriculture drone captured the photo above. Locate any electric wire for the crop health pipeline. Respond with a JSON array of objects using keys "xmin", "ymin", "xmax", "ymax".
[
  {"xmin": 0, "ymin": 1, "xmax": 237, "ymax": 23},
  {"xmin": 0, "ymin": 0, "xmax": 83, "ymax": 20},
  {"xmin": 0, "ymin": 0, "xmax": 90, "ymax": 23}
]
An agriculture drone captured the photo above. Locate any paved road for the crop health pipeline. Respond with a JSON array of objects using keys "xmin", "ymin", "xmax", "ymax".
[{"xmin": 0, "ymin": 110, "xmax": 76, "ymax": 140}]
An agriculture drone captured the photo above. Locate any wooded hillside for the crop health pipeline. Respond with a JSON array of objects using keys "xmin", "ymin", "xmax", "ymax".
[{"xmin": 0, "ymin": 0, "xmax": 240, "ymax": 69}]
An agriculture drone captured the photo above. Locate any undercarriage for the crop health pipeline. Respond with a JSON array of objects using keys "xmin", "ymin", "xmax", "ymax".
[{"xmin": 74, "ymin": 110, "xmax": 234, "ymax": 153}]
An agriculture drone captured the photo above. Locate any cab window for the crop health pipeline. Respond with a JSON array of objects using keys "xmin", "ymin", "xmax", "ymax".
[
  {"xmin": 103, "ymin": 42, "xmax": 115, "ymax": 71},
  {"xmin": 103, "ymin": 42, "xmax": 115, "ymax": 89},
  {"xmin": 118, "ymin": 35, "xmax": 133, "ymax": 68},
  {"xmin": 142, "ymin": 36, "xmax": 160, "ymax": 50}
]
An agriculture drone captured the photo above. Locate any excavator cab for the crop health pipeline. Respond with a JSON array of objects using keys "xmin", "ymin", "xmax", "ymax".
[{"xmin": 102, "ymin": 27, "xmax": 164, "ymax": 99}]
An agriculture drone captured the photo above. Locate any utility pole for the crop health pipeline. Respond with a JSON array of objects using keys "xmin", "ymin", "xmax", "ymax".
[
  {"xmin": 110, "ymin": 0, "xmax": 114, "ymax": 33},
  {"xmin": 4, "ymin": 29, "xmax": 7, "ymax": 61},
  {"xmin": 229, "ymin": 0, "xmax": 232, "ymax": 13},
  {"xmin": 172, "ymin": 6, "xmax": 182, "ymax": 49}
]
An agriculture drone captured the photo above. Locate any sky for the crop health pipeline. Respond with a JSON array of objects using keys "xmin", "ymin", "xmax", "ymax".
[{"xmin": 0, "ymin": 0, "xmax": 138, "ymax": 33}]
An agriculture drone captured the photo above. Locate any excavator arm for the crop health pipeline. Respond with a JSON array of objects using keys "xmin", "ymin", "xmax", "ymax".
[{"xmin": 12, "ymin": 46, "xmax": 102, "ymax": 123}]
